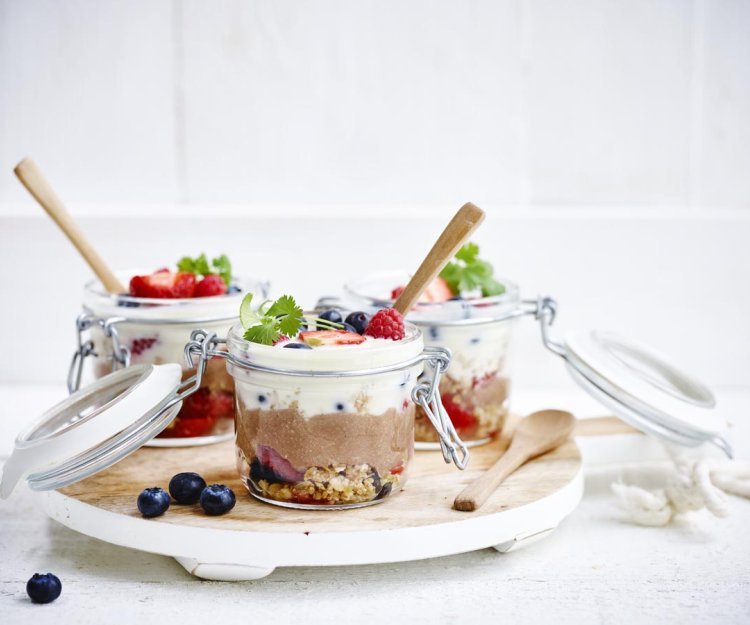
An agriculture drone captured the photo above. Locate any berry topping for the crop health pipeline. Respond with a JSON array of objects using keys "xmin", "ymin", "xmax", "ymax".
[
  {"xmin": 364, "ymin": 308, "xmax": 405, "ymax": 341},
  {"xmin": 137, "ymin": 487, "xmax": 171, "ymax": 517},
  {"xmin": 299, "ymin": 330, "xmax": 366, "ymax": 346},
  {"xmin": 199, "ymin": 484, "xmax": 236, "ymax": 516},
  {"xmin": 440, "ymin": 393, "xmax": 478, "ymax": 431},
  {"xmin": 194, "ymin": 274, "xmax": 228, "ymax": 297},
  {"xmin": 344, "ymin": 311, "xmax": 370, "ymax": 335},
  {"xmin": 168, "ymin": 472, "xmax": 207, "ymax": 505},
  {"xmin": 129, "ymin": 271, "xmax": 196, "ymax": 299},
  {"xmin": 253, "ymin": 445, "xmax": 305, "ymax": 482},
  {"xmin": 318, "ymin": 309, "xmax": 343, "ymax": 325},
  {"xmin": 283, "ymin": 342, "xmax": 313, "ymax": 349},
  {"xmin": 26, "ymin": 573, "xmax": 62, "ymax": 604},
  {"xmin": 129, "ymin": 337, "xmax": 158, "ymax": 357}
]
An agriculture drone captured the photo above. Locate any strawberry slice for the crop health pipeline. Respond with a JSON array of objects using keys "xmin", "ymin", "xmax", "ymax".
[
  {"xmin": 423, "ymin": 276, "xmax": 454, "ymax": 302},
  {"xmin": 194, "ymin": 274, "xmax": 228, "ymax": 297},
  {"xmin": 129, "ymin": 270, "xmax": 196, "ymax": 299},
  {"xmin": 299, "ymin": 330, "xmax": 366, "ymax": 346},
  {"xmin": 440, "ymin": 392, "xmax": 478, "ymax": 431}
]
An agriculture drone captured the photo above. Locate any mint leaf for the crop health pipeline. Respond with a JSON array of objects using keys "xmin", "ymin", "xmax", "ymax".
[
  {"xmin": 438, "ymin": 242, "xmax": 505, "ymax": 297},
  {"xmin": 212, "ymin": 254, "xmax": 232, "ymax": 285}
]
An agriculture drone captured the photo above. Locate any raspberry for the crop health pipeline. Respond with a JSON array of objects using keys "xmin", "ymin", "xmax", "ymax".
[
  {"xmin": 364, "ymin": 308, "xmax": 405, "ymax": 341},
  {"xmin": 129, "ymin": 337, "xmax": 158, "ymax": 357},
  {"xmin": 194, "ymin": 274, "xmax": 228, "ymax": 297}
]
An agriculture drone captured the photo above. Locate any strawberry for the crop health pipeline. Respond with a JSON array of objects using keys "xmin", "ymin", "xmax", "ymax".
[
  {"xmin": 423, "ymin": 276, "xmax": 453, "ymax": 302},
  {"xmin": 299, "ymin": 330, "xmax": 366, "ymax": 346},
  {"xmin": 440, "ymin": 393, "xmax": 478, "ymax": 431},
  {"xmin": 179, "ymin": 387, "xmax": 213, "ymax": 420},
  {"xmin": 162, "ymin": 415, "xmax": 219, "ymax": 438},
  {"xmin": 129, "ymin": 270, "xmax": 196, "ymax": 299},
  {"xmin": 390, "ymin": 277, "xmax": 454, "ymax": 304},
  {"xmin": 364, "ymin": 308, "xmax": 405, "ymax": 341},
  {"xmin": 194, "ymin": 274, "xmax": 228, "ymax": 297}
]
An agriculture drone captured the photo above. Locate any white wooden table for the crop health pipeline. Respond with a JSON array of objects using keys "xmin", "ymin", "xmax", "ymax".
[{"xmin": 1, "ymin": 384, "xmax": 749, "ymax": 625}]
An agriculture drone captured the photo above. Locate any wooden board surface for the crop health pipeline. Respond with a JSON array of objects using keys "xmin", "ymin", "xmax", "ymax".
[{"xmin": 59, "ymin": 437, "xmax": 582, "ymax": 534}]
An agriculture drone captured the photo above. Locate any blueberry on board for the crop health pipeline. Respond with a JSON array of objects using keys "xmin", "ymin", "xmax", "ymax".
[
  {"xmin": 168, "ymin": 472, "xmax": 207, "ymax": 505},
  {"xmin": 318, "ymin": 309, "xmax": 343, "ymax": 325},
  {"xmin": 283, "ymin": 342, "xmax": 312, "ymax": 349},
  {"xmin": 200, "ymin": 484, "xmax": 236, "ymax": 516},
  {"xmin": 137, "ymin": 487, "xmax": 170, "ymax": 517},
  {"xmin": 26, "ymin": 573, "xmax": 62, "ymax": 604},
  {"xmin": 345, "ymin": 311, "xmax": 370, "ymax": 335}
]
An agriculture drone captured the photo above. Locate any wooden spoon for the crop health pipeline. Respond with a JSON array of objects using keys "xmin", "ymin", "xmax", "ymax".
[
  {"xmin": 14, "ymin": 157, "xmax": 125, "ymax": 294},
  {"xmin": 453, "ymin": 409, "xmax": 575, "ymax": 512},
  {"xmin": 393, "ymin": 202, "xmax": 485, "ymax": 315}
]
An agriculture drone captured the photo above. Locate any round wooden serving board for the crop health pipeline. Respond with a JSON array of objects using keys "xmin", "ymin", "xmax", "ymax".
[{"xmin": 38, "ymin": 438, "xmax": 583, "ymax": 581}]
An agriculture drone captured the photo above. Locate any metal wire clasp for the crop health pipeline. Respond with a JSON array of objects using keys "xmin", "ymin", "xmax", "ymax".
[
  {"xmin": 67, "ymin": 313, "xmax": 131, "ymax": 393},
  {"xmin": 412, "ymin": 346, "xmax": 470, "ymax": 469}
]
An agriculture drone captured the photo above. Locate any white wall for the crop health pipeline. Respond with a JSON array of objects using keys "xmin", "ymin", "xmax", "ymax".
[{"xmin": 0, "ymin": 1, "xmax": 748, "ymax": 388}]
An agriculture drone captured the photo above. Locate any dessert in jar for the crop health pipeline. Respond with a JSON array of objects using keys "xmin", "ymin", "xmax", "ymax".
[
  {"xmin": 71, "ymin": 253, "xmax": 269, "ymax": 442},
  {"xmin": 218, "ymin": 293, "xmax": 463, "ymax": 509},
  {"xmin": 345, "ymin": 243, "xmax": 519, "ymax": 447}
]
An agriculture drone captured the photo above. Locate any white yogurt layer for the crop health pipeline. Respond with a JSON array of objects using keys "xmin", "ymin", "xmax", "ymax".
[
  {"xmin": 227, "ymin": 322, "xmax": 426, "ymax": 418},
  {"xmin": 419, "ymin": 318, "xmax": 515, "ymax": 385}
]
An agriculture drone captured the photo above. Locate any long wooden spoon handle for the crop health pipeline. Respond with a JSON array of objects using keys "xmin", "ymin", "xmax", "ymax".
[
  {"xmin": 14, "ymin": 158, "xmax": 125, "ymax": 294},
  {"xmin": 392, "ymin": 202, "xmax": 485, "ymax": 315},
  {"xmin": 453, "ymin": 447, "xmax": 528, "ymax": 512}
]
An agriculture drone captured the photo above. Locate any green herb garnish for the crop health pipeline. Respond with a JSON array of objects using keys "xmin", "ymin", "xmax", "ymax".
[
  {"xmin": 439, "ymin": 242, "xmax": 505, "ymax": 297},
  {"xmin": 177, "ymin": 253, "xmax": 232, "ymax": 286},
  {"xmin": 239, "ymin": 293, "xmax": 304, "ymax": 345}
]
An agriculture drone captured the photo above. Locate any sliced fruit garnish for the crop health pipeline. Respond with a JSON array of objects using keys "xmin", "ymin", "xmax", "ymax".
[
  {"xmin": 129, "ymin": 270, "xmax": 196, "ymax": 299},
  {"xmin": 299, "ymin": 330, "xmax": 366, "ymax": 346}
]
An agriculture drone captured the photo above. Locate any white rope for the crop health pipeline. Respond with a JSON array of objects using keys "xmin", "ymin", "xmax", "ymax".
[{"xmin": 611, "ymin": 444, "xmax": 750, "ymax": 526}]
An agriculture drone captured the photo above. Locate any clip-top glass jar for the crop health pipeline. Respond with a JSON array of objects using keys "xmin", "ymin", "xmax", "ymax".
[
  {"xmin": 345, "ymin": 271, "xmax": 521, "ymax": 447},
  {"xmin": 189, "ymin": 318, "xmax": 468, "ymax": 509},
  {"xmin": 68, "ymin": 270, "xmax": 269, "ymax": 445}
]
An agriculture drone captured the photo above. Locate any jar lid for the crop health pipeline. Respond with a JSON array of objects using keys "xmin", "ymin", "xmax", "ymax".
[
  {"xmin": 0, "ymin": 364, "xmax": 182, "ymax": 498},
  {"xmin": 563, "ymin": 330, "xmax": 731, "ymax": 456}
]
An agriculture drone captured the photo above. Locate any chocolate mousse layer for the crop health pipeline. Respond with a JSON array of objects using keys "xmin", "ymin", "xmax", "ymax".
[{"xmin": 235, "ymin": 405, "xmax": 414, "ymax": 475}]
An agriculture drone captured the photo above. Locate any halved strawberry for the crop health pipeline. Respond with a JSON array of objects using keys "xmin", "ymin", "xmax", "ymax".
[
  {"xmin": 299, "ymin": 330, "xmax": 366, "ymax": 346},
  {"xmin": 423, "ymin": 276, "xmax": 454, "ymax": 302},
  {"xmin": 194, "ymin": 274, "xmax": 228, "ymax": 297},
  {"xmin": 129, "ymin": 270, "xmax": 196, "ymax": 299}
]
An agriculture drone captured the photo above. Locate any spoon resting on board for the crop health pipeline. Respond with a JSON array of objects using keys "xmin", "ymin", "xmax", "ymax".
[
  {"xmin": 392, "ymin": 202, "xmax": 485, "ymax": 315},
  {"xmin": 14, "ymin": 157, "xmax": 125, "ymax": 294},
  {"xmin": 453, "ymin": 409, "xmax": 576, "ymax": 512}
]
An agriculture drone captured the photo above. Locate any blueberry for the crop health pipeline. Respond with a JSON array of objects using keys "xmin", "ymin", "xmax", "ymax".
[
  {"xmin": 258, "ymin": 394, "xmax": 267, "ymax": 403},
  {"xmin": 116, "ymin": 293, "xmax": 140, "ymax": 308},
  {"xmin": 137, "ymin": 487, "xmax": 170, "ymax": 517},
  {"xmin": 200, "ymin": 484, "xmax": 236, "ymax": 515},
  {"xmin": 345, "ymin": 311, "xmax": 370, "ymax": 335},
  {"xmin": 341, "ymin": 322, "xmax": 358, "ymax": 333},
  {"xmin": 26, "ymin": 573, "xmax": 62, "ymax": 604},
  {"xmin": 168, "ymin": 472, "xmax": 207, "ymax": 505},
  {"xmin": 449, "ymin": 295, "xmax": 463, "ymax": 301},
  {"xmin": 283, "ymin": 342, "xmax": 312, "ymax": 349},
  {"xmin": 428, "ymin": 326, "xmax": 440, "ymax": 340},
  {"xmin": 319, "ymin": 309, "xmax": 343, "ymax": 325},
  {"xmin": 470, "ymin": 337, "xmax": 480, "ymax": 344},
  {"xmin": 335, "ymin": 402, "xmax": 345, "ymax": 411},
  {"xmin": 227, "ymin": 285, "xmax": 242, "ymax": 294}
]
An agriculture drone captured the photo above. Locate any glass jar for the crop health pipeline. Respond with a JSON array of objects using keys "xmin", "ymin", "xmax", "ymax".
[
  {"xmin": 69, "ymin": 270, "xmax": 269, "ymax": 445},
  {"xmin": 345, "ymin": 271, "xmax": 522, "ymax": 447},
  {"xmin": 214, "ymin": 319, "xmax": 465, "ymax": 509}
]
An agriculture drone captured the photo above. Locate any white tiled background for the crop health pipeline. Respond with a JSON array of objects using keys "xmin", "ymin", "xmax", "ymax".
[{"xmin": 0, "ymin": 0, "xmax": 748, "ymax": 389}]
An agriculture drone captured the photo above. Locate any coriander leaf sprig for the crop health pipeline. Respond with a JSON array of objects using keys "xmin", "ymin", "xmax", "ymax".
[
  {"xmin": 239, "ymin": 293, "xmax": 348, "ymax": 345},
  {"xmin": 439, "ymin": 242, "xmax": 505, "ymax": 297},
  {"xmin": 178, "ymin": 253, "xmax": 232, "ymax": 286}
]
